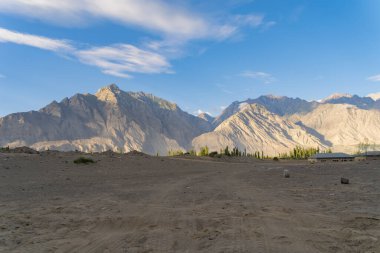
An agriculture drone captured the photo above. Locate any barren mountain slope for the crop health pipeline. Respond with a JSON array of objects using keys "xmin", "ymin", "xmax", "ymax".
[
  {"xmin": 292, "ymin": 103, "xmax": 380, "ymax": 153},
  {"xmin": 193, "ymin": 104, "xmax": 328, "ymax": 156},
  {"xmin": 367, "ymin": 92, "xmax": 380, "ymax": 101},
  {"xmin": 321, "ymin": 93, "xmax": 376, "ymax": 110},
  {"xmin": 212, "ymin": 95, "xmax": 318, "ymax": 127},
  {"xmin": 198, "ymin": 112, "xmax": 214, "ymax": 124},
  {"xmin": 0, "ymin": 84, "xmax": 211, "ymax": 154}
]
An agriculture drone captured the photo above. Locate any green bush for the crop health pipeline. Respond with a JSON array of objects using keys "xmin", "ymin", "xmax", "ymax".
[
  {"xmin": 73, "ymin": 157, "xmax": 95, "ymax": 164},
  {"xmin": 0, "ymin": 146, "xmax": 10, "ymax": 152},
  {"xmin": 168, "ymin": 150, "xmax": 184, "ymax": 156},
  {"xmin": 208, "ymin": 151, "xmax": 218, "ymax": 157},
  {"xmin": 198, "ymin": 146, "xmax": 209, "ymax": 156},
  {"xmin": 224, "ymin": 146, "xmax": 231, "ymax": 156}
]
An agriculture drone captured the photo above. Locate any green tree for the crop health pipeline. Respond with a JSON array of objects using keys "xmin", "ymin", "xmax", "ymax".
[
  {"xmin": 357, "ymin": 138, "xmax": 370, "ymax": 155},
  {"xmin": 224, "ymin": 146, "xmax": 231, "ymax": 156},
  {"xmin": 168, "ymin": 149, "xmax": 184, "ymax": 156},
  {"xmin": 199, "ymin": 146, "xmax": 209, "ymax": 156}
]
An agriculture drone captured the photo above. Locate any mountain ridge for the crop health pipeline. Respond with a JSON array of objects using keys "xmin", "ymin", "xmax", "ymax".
[
  {"xmin": 0, "ymin": 84, "xmax": 211, "ymax": 154},
  {"xmin": 1, "ymin": 84, "xmax": 380, "ymax": 155},
  {"xmin": 193, "ymin": 103, "xmax": 329, "ymax": 156}
]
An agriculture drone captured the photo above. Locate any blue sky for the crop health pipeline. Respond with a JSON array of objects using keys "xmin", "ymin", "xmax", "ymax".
[{"xmin": 0, "ymin": 0, "xmax": 379, "ymax": 116}]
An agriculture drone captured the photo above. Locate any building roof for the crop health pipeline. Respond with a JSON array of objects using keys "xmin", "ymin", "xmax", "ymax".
[
  {"xmin": 310, "ymin": 153, "xmax": 354, "ymax": 159},
  {"xmin": 360, "ymin": 151, "xmax": 380, "ymax": 156}
]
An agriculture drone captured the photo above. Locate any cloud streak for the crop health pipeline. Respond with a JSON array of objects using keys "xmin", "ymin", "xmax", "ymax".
[
  {"xmin": 0, "ymin": 0, "xmax": 233, "ymax": 41},
  {"xmin": 0, "ymin": 27, "xmax": 74, "ymax": 52},
  {"xmin": 0, "ymin": 3, "xmax": 275, "ymax": 78},
  {"xmin": 240, "ymin": 71, "xmax": 276, "ymax": 84},
  {"xmin": 76, "ymin": 44, "xmax": 171, "ymax": 78},
  {"xmin": 367, "ymin": 74, "xmax": 380, "ymax": 82},
  {"xmin": 0, "ymin": 27, "xmax": 171, "ymax": 78},
  {"xmin": 233, "ymin": 14, "xmax": 264, "ymax": 27}
]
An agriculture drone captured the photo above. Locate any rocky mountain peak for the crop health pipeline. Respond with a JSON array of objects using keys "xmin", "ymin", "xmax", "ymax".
[
  {"xmin": 129, "ymin": 92, "xmax": 178, "ymax": 111},
  {"xmin": 95, "ymin": 84, "xmax": 121, "ymax": 103},
  {"xmin": 321, "ymin": 93, "xmax": 353, "ymax": 102},
  {"xmin": 262, "ymin": 94, "xmax": 285, "ymax": 100},
  {"xmin": 367, "ymin": 93, "xmax": 380, "ymax": 101},
  {"xmin": 240, "ymin": 103, "xmax": 270, "ymax": 114},
  {"xmin": 198, "ymin": 112, "xmax": 214, "ymax": 123}
]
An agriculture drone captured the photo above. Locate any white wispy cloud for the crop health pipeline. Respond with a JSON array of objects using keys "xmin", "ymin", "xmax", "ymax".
[
  {"xmin": 0, "ymin": 2, "xmax": 275, "ymax": 78},
  {"xmin": 0, "ymin": 0, "xmax": 233, "ymax": 41},
  {"xmin": 0, "ymin": 27, "xmax": 74, "ymax": 52},
  {"xmin": 240, "ymin": 71, "xmax": 276, "ymax": 84},
  {"xmin": 0, "ymin": 27, "xmax": 171, "ymax": 78},
  {"xmin": 0, "ymin": 1, "xmax": 275, "ymax": 45},
  {"xmin": 76, "ymin": 44, "xmax": 171, "ymax": 78},
  {"xmin": 367, "ymin": 74, "xmax": 380, "ymax": 82},
  {"xmin": 261, "ymin": 21, "xmax": 276, "ymax": 31},
  {"xmin": 233, "ymin": 14, "xmax": 264, "ymax": 27}
]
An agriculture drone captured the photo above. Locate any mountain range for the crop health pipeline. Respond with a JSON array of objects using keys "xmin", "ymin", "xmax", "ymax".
[{"xmin": 0, "ymin": 84, "xmax": 379, "ymax": 155}]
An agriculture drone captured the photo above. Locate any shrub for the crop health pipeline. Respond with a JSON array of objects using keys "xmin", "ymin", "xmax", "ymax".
[
  {"xmin": 73, "ymin": 157, "xmax": 95, "ymax": 164},
  {"xmin": 208, "ymin": 151, "xmax": 218, "ymax": 157},
  {"xmin": 198, "ymin": 146, "xmax": 209, "ymax": 156},
  {"xmin": 224, "ymin": 146, "xmax": 231, "ymax": 156},
  {"xmin": 273, "ymin": 157, "xmax": 279, "ymax": 161},
  {"xmin": 0, "ymin": 146, "xmax": 10, "ymax": 152},
  {"xmin": 168, "ymin": 150, "xmax": 184, "ymax": 156}
]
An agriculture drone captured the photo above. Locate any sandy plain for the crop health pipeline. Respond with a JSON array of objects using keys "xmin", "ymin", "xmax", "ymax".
[{"xmin": 0, "ymin": 151, "xmax": 379, "ymax": 253}]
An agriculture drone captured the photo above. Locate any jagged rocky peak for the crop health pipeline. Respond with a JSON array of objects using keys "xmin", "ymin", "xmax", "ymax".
[
  {"xmin": 95, "ymin": 84, "xmax": 178, "ymax": 110},
  {"xmin": 262, "ymin": 94, "xmax": 286, "ymax": 100},
  {"xmin": 0, "ymin": 83, "xmax": 212, "ymax": 154},
  {"xmin": 39, "ymin": 100, "xmax": 62, "ymax": 117},
  {"xmin": 240, "ymin": 103, "xmax": 271, "ymax": 114},
  {"xmin": 95, "ymin": 84, "xmax": 121, "ymax": 103},
  {"xmin": 198, "ymin": 112, "xmax": 214, "ymax": 123},
  {"xmin": 321, "ymin": 93, "xmax": 353, "ymax": 102},
  {"xmin": 129, "ymin": 91, "xmax": 178, "ymax": 111},
  {"xmin": 319, "ymin": 92, "xmax": 378, "ymax": 109},
  {"xmin": 367, "ymin": 93, "xmax": 380, "ymax": 101}
]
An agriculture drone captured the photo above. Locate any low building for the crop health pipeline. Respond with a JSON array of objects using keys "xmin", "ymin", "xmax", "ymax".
[
  {"xmin": 308, "ymin": 153, "xmax": 355, "ymax": 163},
  {"xmin": 359, "ymin": 151, "xmax": 380, "ymax": 160},
  {"xmin": 354, "ymin": 156, "xmax": 366, "ymax": 162}
]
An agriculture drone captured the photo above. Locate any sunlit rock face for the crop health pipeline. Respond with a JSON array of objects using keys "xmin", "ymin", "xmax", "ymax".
[
  {"xmin": 0, "ymin": 84, "xmax": 212, "ymax": 155},
  {"xmin": 1, "ymin": 86, "xmax": 380, "ymax": 155},
  {"xmin": 212, "ymin": 95, "xmax": 319, "ymax": 127},
  {"xmin": 193, "ymin": 104, "xmax": 329, "ymax": 156},
  {"xmin": 290, "ymin": 103, "xmax": 380, "ymax": 153}
]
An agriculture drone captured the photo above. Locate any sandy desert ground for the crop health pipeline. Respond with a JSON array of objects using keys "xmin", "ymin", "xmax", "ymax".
[{"xmin": 0, "ymin": 151, "xmax": 379, "ymax": 253}]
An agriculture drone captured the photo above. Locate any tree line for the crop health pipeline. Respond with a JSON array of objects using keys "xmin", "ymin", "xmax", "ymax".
[{"xmin": 167, "ymin": 145, "xmax": 331, "ymax": 160}]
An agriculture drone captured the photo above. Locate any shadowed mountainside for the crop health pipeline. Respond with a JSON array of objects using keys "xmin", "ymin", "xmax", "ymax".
[
  {"xmin": 1, "ymin": 85, "xmax": 380, "ymax": 155},
  {"xmin": 0, "ymin": 84, "xmax": 211, "ymax": 154}
]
